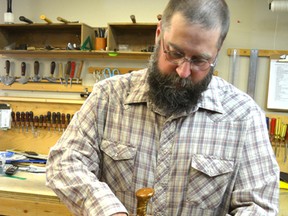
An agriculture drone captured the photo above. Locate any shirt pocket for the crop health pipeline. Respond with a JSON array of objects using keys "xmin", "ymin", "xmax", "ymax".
[
  {"xmin": 186, "ymin": 154, "xmax": 234, "ymax": 209},
  {"xmin": 100, "ymin": 139, "xmax": 136, "ymax": 192}
]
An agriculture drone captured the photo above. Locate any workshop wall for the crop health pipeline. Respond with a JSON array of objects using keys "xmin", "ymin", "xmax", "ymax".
[{"xmin": 0, "ymin": 0, "xmax": 287, "ymax": 114}]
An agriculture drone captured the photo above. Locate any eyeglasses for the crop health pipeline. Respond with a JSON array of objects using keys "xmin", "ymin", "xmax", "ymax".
[{"xmin": 161, "ymin": 36, "xmax": 216, "ymax": 71}]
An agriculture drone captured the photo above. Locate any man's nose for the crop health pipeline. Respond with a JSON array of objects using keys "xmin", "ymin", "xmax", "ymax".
[{"xmin": 175, "ymin": 61, "xmax": 191, "ymax": 78}]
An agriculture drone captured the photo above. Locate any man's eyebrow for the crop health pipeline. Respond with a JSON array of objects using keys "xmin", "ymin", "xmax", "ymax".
[{"xmin": 168, "ymin": 41, "xmax": 212, "ymax": 60}]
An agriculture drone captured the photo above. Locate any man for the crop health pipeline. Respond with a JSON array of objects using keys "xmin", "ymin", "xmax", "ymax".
[{"xmin": 46, "ymin": 0, "xmax": 279, "ymax": 215}]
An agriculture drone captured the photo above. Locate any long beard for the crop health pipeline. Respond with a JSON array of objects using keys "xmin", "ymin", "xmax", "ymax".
[{"xmin": 147, "ymin": 43, "xmax": 213, "ymax": 116}]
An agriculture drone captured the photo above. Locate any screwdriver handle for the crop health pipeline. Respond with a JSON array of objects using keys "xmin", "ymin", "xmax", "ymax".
[
  {"xmin": 21, "ymin": 62, "xmax": 26, "ymax": 76},
  {"xmin": 270, "ymin": 118, "xmax": 276, "ymax": 136},
  {"xmin": 34, "ymin": 61, "xmax": 40, "ymax": 75},
  {"xmin": 5, "ymin": 60, "xmax": 10, "ymax": 76},
  {"xmin": 70, "ymin": 61, "xmax": 76, "ymax": 78},
  {"xmin": 50, "ymin": 61, "xmax": 56, "ymax": 75}
]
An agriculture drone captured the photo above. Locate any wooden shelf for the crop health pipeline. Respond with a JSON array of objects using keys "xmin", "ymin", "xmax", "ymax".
[
  {"xmin": 0, "ymin": 96, "xmax": 85, "ymax": 104},
  {"xmin": 0, "ymin": 82, "xmax": 92, "ymax": 93},
  {"xmin": 0, "ymin": 50, "xmax": 152, "ymax": 60}
]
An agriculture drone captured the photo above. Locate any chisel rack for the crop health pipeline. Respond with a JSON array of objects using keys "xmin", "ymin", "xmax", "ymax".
[{"xmin": 0, "ymin": 97, "xmax": 83, "ymax": 154}]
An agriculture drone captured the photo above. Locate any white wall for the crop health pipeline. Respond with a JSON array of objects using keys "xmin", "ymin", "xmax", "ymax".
[{"xmin": 0, "ymin": 0, "xmax": 287, "ymax": 113}]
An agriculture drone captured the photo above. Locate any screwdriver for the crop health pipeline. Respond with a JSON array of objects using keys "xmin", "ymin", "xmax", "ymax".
[
  {"xmin": 11, "ymin": 111, "xmax": 15, "ymax": 128},
  {"xmin": 39, "ymin": 115, "xmax": 44, "ymax": 129},
  {"xmin": 20, "ymin": 112, "xmax": 25, "ymax": 132},
  {"xmin": 29, "ymin": 111, "xmax": 34, "ymax": 133},
  {"xmin": 25, "ymin": 111, "xmax": 30, "ymax": 132},
  {"xmin": 61, "ymin": 113, "xmax": 66, "ymax": 132},
  {"xmin": 33, "ymin": 116, "xmax": 39, "ymax": 137},
  {"xmin": 16, "ymin": 112, "xmax": 21, "ymax": 131},
  {"xmin": 57, "ymin": 112, "xmax": 61, "ymax": 132},
  {"xmin": 47, "ymin": 111, "xmax": 51, "ymax": 131},
  {"xmin": 52, "ymin": 112, "xmax": 57, "ymax": 131},
  {"xmin": 66, "ymin": 113, "xmax": 71, "ymax": 128}
]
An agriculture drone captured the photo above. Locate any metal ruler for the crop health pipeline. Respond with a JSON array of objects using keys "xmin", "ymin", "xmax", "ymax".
[{"xmin": 247, "ymin": 49, "xmax": 259, "ymax": 99}]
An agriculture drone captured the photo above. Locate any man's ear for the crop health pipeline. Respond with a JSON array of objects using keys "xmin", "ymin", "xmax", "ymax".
[{"xmin": 155, "ymin": 21, "xmax": 162, "ymax": 44}]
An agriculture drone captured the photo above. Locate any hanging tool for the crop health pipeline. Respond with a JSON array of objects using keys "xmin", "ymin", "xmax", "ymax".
[
  {"xmin": 16, "ymin": 111, "xmax": 20, "ymax": 132},
  {"xmin": 47, "ymin": 111, "xmax": 51, "ymax": 131},
  {"xmin": 19, "ymin": 16, "xmax": 33, "ymax": 24},
  {"xmin": 20, "ymin": 112, "xmax": 25, "ymax": 132},
  {"xmin": 33, "ymin": 116, "xmax": 39, "ymax": 137},
  {"xmin": 130, "ymin": 15, "xmax": 136, "ymax": 23},
  {"xmin": 70, "ymin": 61, "xmax": 76, "ymax": 87},
  {"xmin": 11, "ymin": 111, "xmax": 15, "ymax": 129},
  {"xmin": 136, "ymin": 188, "xmax": 154, "ymax": 216},
  {"xmin": 32, "ymin": 61, "xmax": 41, "ymax": 82},
  {"xmin": 285, "ymin": 125, "xmax": 288, "ymax": 163},
  {"xmin": 57, "ymin": 16, "xmax": 79, "ymax": 24},
  {"xmin": 52, "ymin": 112, "xmax": 57, "ymax": 132},
  {"xmin": 64, "ymin": 61, "xmax": 71, "ymax": 86},
  {"xmin": 76, "ymin": 60, "xmax": 84, "ymax": 84},
  {"xmin": 29, "ymin": 111, "xmax": 34, "ymax": 133},
  {"xmin": 61, "ymin": 113, "xmax": 66, "ymax": 132},
  {"xmin": 274, "ymin": 117, "xmax": 281, "ymax": 156},
  {"xmin": 46, "ymin": 61, "xmax": 57, "ymax": 82},
  {"xmin": 66, "ymin": 113, "xmax": 71, "ymax": 128},
  {"xmin": 229, "ymin": 49, "xmax": 240, "ymax": 87},
  {"xmin": 1, "ymin": 60, "xmax": 15, "ymax": 86},
  {"xmin": 247, "ymin": 49, "xmax": 259, "ymax": 99},
  {"xmin": 280, "ymin": 124, "xmax": 288, "ymax": 162},
  {"xmin": 40, "ymin": 15, "xmax": 53, "ymax": 24},
  {"xmin": 58, "ymin": 63, "xmax": 64, "ymax": 84},
  {"xmin": 25, "ymin": 111, "xmax": 29, "ymax": 132},
  {"xmin": 102, "ymin": 67, "xmax": 120, "ymax": 79},
  {"xmin": 56, "ymin": 112, "xmax": 61, "ymax": 132},
  {"xmin": 18, "ymin": 62, "xmax": 29, "ymax": 84},
  {"xmin": 4, "ymin": 0, "xmax": 14, "ymax": 24}
]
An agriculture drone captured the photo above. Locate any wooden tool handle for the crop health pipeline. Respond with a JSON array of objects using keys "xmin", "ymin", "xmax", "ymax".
[
  {"xmin": 136, "ymin": 188, "xmax": 154, "ymax": 216},
  {"xmin": 50, "ymin": 61, "xmax": 56, "ymax": 75},
  {"xmin": 40, "ymin": 15, "xmax": 52, "ymax": 24},
  {"xmin": 34, "ymin": 61, "xmax": 39, "ymax": 75},
  {"xmin": 21, "ymin": 62, "xmax": 26, "ymax": 76},
  {"xmin": 130, "ymin": 15, "xmax": 136, "ymax": 23},
  {"xmin": 76, "ymin": 60, "xmax": 84, "ymax": 78},
  {"xmin": 5, "ymin": 60, "xmax": 10, "ymax": 76}
]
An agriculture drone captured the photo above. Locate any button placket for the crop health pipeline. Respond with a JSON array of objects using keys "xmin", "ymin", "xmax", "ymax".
[{"xmin": 153, "ymin": 120, "xmax": 176, "ymax": 215}]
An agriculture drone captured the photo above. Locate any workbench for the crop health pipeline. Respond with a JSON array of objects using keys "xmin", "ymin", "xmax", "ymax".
[{"xmin": 0, "ymin": 171, "xmax": 72, "ymax": 216}]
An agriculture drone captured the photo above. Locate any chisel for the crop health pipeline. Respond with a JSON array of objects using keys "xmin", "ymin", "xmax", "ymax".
[
  {"xmin": 70, "ymin": 61, "xmax": 76, "ymax": 87},
  {"xmin": 64, "ymin": 61, "xmax": 71, "ymax": 86},
  {"xmin": 76, "ymin": 60, "xmax": 84, "ymax": 84}
]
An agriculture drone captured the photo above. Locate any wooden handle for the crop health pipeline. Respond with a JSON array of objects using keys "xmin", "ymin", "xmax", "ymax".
[
  {"xmin": 136, "ymin": 188, "xmax": 154, "ymax": 216},
  {"xmin": 34, "ymin": 61, "xmax": 39, "ymax": 75},
  {"xmin": 21, "ymin": 62, "xmax": 26, "ymax": 76},
  {"xmin": 5, "ymin": 60, "xmax": 10, "ymax": 76},
  {"xmin": 40, "ymin": 15, "xmax": 52, "ymax": 24}
]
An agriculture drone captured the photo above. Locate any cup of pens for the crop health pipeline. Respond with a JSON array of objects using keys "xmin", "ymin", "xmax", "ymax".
[{"xmin": 95, "ymin": 28, "xmax": 107, "ymax": 51}]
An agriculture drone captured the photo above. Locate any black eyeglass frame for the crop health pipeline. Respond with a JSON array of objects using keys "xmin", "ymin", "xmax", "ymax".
[{"xmin": 161, "ymin": 35, "xmax": 217, "ymax": 71}]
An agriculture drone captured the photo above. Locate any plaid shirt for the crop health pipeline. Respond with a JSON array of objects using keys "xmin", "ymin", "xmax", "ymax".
[{"xmin": 46, "ymin": 69, "xmax": 279, "ymax": 216}]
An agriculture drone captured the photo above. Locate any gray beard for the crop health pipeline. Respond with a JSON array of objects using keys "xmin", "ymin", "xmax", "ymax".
[{"xmin": 147, "ymin": 43, "xmax": 213, "ymax": 116}]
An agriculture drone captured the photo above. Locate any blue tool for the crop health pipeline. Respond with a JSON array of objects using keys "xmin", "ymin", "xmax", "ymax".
[{"xmin": 102, "ymin": 68, "xmax": 120, "ymax": 79}]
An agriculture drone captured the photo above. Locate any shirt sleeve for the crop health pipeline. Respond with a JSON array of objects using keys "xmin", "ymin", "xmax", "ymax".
[
  {"xmin": 229, "ymin": 109, "xmax": 279, "ymax": 215},
  {"xmin": 46, "ymin": 83, "xmax": 128, "ymax": 216}
]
